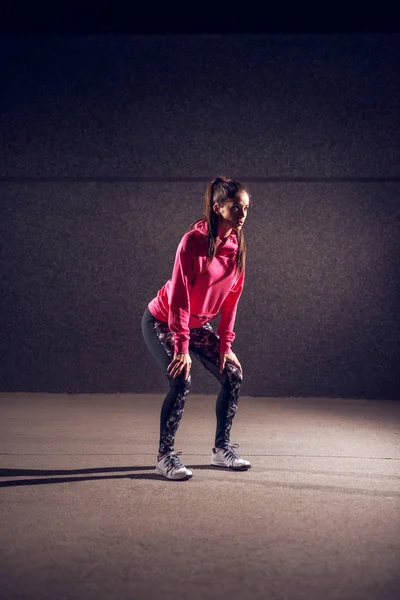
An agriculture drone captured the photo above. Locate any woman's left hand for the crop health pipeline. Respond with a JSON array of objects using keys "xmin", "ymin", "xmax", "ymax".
[{"xmin": 220, "ymin": 351, "xmax": 242, "ymax": 374}]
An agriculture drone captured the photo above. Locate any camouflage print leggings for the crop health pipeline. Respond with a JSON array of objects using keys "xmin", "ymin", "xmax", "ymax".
[{"xmin": 141, "ymin": 307, "xmax": 243, "ymax": 455}]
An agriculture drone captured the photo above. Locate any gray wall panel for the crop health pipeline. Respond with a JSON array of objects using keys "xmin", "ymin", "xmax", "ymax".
[
  {"xmin": 1, "ymin": 35, "xmax": 399, "ymax": 178},
  {"xmin": 0, "ymin": 34, "xmax": 399, "ymax": 398},
  {"xmin": 1, "ymin": 182, "xmax": 399, "ymax": 398}
]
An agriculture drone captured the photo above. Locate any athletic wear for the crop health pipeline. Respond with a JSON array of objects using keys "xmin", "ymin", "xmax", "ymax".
[
  {"xmin": 155, "ymin": 451, "xmax": 193, "ymax": 480},
  {"xmin": 141, "ymin": 307, "xmax": 242, "ymax": 455},
  {"xmin": 210, "ymin": 444, "xmax": 251, "ymax": 470},
  {"xmin": 142, "ymin": 219, "xmax": 246, "ymax": 466},
  {"xmin": 148, "ymin": 219, "xmax": 245, "ymax": 354}
]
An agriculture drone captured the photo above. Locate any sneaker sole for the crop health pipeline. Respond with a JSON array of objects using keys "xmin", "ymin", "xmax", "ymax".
[
  {"xmin": 210, "ymin": 462, "xmax": 251, "ymax": 471},
  {"xmin": 155, "ymin": 468, "xmax": 193, "ymax": 481}
]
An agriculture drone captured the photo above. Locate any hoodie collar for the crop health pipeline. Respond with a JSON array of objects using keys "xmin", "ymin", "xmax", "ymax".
[{"xmin": 193, "ymin": 219, "xmax": 237, "ymax": 243}]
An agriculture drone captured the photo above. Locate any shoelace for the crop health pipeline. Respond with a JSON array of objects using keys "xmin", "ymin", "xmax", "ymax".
[
  {"xmin": 165, "ymin": 451, "xmax": 185, "ymax": 473},
  {"xmin": 222, "ymin": 443, "xmax": 240, "ymax": 462}
]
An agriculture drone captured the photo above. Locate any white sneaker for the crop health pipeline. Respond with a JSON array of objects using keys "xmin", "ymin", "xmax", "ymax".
[
  {"xmin": 155, "ymin": 451, "xmax": 193, "ymax": 480},
  {"xmin": 210, "ymin": 444, "xmax": 251, "ymax": 470}
]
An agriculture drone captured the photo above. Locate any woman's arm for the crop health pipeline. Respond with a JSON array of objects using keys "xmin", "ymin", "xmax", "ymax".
[
  {"xmin": 217, "ymin": 269, "xmax": 245, "ymax": 354},
  {"xmin": 168, "ymin": 238, "xmax": 195, "ymax": 354}
]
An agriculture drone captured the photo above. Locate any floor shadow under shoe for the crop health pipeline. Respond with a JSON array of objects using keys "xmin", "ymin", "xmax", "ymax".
[
  {"xmin": 0, "ymin": 464, "xmax": 250, "ymax": 487},
  {"xmin": 0, "ymin": 466, "xmax": 153, "ymax": 477},
  {"xmin": 153, "ymin": 474, "xmax": 193, "ymax": 482},
  {"xmin": 0, "ymin": 466, "xmax": 160, "ymax": 487},
  {"xmin": 186, "ymin": 464, "xmax": 251, "ymax": 471}
]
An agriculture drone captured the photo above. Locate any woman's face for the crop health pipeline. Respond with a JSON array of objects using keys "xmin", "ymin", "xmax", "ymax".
[{"xmin": 214, "ymin": 192, "xmax": 250, "ymax": 230}]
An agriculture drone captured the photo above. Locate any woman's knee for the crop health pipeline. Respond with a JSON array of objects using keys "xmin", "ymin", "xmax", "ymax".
[
  {"xmin": 226, "ymin": 365, "xmax": 243, "ymax": 387},
  {"xmin": 167, "ymin": 372, "xmax": 192, "ymax": 392},
  {"xmin": 221, "ymin": 364, "xmax": 243, "ymax": 390}
]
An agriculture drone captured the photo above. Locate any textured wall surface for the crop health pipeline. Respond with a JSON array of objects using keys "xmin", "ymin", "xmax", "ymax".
[{"xmin": 1, "ymin": 35, "xmax": 399, "ymax": 398}]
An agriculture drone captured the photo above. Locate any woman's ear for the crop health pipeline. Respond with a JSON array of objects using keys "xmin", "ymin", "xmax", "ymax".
[{"xmin": 213, "ymin": 203, "xmax": 220, "ymax": 214}]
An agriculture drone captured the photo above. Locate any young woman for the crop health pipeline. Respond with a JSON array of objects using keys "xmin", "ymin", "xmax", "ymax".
[{"xmin": 141, "ymin": 176, "xmax": 251, "ymax": 481}]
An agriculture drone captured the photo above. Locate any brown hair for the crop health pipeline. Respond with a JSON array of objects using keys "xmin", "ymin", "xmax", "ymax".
[{"xmin": 188, "ymin": 176, "xmax": 250, "ymax": 276}]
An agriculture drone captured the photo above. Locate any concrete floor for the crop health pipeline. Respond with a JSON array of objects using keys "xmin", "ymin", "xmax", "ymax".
[{"xmin": 1, "ymin": 392, "xmax": 399, "ymax": 600}]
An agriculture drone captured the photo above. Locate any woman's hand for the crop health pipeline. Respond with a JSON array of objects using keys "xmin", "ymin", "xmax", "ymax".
[
  {"xmin": 220, "ymin": 351, "xmax": 242, "ymax": 374},
  {"xmin": 167, "ymin": 353, "xmax": 192, "ymax": 380}
]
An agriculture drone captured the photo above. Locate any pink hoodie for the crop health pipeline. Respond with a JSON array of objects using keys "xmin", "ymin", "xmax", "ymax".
[{"xmin": 148, "ymin": 219, "xmax": 245, "ymax": 354}]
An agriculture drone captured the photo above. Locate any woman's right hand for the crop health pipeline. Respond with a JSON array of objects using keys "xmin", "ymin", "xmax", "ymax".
[{"xmin": 167, "ymin": 353, "xmax": 192, "ymax": 380}]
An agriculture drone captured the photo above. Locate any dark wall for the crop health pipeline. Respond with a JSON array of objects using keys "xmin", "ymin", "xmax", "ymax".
[{"xmin": 1, "ymin": 35, "xmax": 399, "ymax": 399}]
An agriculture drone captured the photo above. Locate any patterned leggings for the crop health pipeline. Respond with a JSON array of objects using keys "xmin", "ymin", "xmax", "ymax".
[{"xmin": 141, "ymin": 307, "xmax": 243, "ymax": 455}]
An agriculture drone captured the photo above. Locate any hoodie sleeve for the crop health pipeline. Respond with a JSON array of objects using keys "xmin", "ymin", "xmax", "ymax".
[
  {"xmin": 217, "ymin": 268, "xmax": 245, "ymax": 354},
  {"xmin": 168, "ymin": 236, "xmax": 195, "ymax": 354}
]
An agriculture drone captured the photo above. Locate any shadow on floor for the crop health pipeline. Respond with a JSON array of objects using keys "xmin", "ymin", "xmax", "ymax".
[
  {"xmin": 0, "ymin": 464, "xmax": 221, "ymax": 487},
  {"xmin": 1, "ymin": 467, "xmax": 399, "ymax": 496}
]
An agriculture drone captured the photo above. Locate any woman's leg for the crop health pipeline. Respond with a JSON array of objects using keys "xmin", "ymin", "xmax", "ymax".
[
  {"xmin": 141, "ymin": 307, "xmax": 191, "ymax": 457},
  {"xmin": 188, "ymin": 323, "xmax": 243, "ymax": 449}
]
